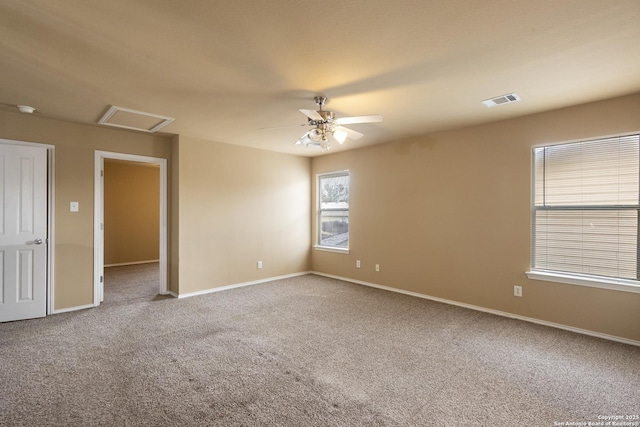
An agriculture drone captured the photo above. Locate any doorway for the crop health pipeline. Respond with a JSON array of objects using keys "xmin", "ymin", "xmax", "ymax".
[{"xmin": 93, "ymin": 151, "xmax": 167, "ymax": 306}]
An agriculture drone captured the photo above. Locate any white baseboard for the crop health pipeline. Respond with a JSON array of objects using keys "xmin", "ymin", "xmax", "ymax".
[
  {"xmin": 51, "ymin": 303, "xmax": 94, "ymax": 315},
  {"xmin": 177, "ymin": 271, "xmax": 311, "ymax": 299},
  {"xmin": 48, "ymin": 272, "xmax": 310, "ymax": 312},
  {"xmin": 311, "ymin": 271, "xmax": 640, "ymax": 348},
  {"xmin": 105, "ymin": 260, "xmax": 159, "ymax": 267}
]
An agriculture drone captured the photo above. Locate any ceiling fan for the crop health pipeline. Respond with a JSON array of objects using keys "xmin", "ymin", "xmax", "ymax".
[{"xmin": 294, "ymin": 96, "xmax": 382, "ymax": 151}]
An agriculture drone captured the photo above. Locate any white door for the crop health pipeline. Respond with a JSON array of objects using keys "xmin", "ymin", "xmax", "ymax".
[{"xmin": 0, "ymin": 144, "xmax": 48, "ymax": 322}]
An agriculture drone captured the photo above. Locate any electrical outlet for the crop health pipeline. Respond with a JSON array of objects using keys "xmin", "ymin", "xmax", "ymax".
[
  {"xmin": 375, "ymin": 264, "xmax": 380, "ymax": 272},
  {"xmin": 514, "ymin": 285, "xmax": 522, "ymax": 297},
  {"xmin": 356, "ymin": 260, "xmax": 361, "ymax": 268},
  {"xmin": 257, "ymin": 261, "xmax": 262, "ymax": 269}
]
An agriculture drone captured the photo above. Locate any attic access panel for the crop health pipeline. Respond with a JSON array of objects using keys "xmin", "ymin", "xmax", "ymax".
[{"xmin": 98, "ymin": 106, "xmax": 174, "ymax": 133}]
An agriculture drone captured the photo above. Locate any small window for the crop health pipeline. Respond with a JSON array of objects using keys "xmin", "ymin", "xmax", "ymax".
[
  {"xmin": 317, "ymin": 171, "xmax": 349, "ymax": 250},
  {"xmin": 530, "ymin": 134, "xmax": 640, "ymax": 291}
]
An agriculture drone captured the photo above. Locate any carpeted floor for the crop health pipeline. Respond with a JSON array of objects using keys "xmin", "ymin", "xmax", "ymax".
[
  {"xmin": 1, "ymin": 267, "xmax": 638, "ymax": 426},
  {"xmin": 103, "ymin": 262, "xmax": 160, "ymax": 304}
]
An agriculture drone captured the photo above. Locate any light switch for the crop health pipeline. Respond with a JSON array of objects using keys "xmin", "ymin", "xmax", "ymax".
[{"xmin": 70, "ymin": 202, "xmax": 79, "ymax": 212}]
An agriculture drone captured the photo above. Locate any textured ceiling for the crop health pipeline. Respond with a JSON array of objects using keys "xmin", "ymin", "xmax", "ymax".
[{"xmin": 1, "ymin": 0, "xmax": 639, "ymax": 156}]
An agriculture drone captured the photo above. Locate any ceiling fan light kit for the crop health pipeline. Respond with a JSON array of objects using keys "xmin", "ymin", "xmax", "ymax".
[
  {"xmin": 309, "ymin": 128, "xmax": 323, "ymax": 142},
  {"xmin": 294, "ymin": 96, "xmax": 382, "ymax": 152},
  {"xmin": 333, "ymin": 129, "xmax": 348, "ymax": 144}
]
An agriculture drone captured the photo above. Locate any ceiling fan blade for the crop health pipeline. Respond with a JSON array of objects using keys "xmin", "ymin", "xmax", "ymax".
[
  {"xmin": 334, "ymin": 125, "xmax": 363, "ymax": 140},
  {"xmin": 334, "ymin": 114, "xmax": 383, "ymax": 125},
  {"xmin": 294, "ymin": 131, "xmax": 310, "ymax": 145},
  {"xmin": 299, "ymin": 109, "xmax": 323, "ymax": 121}
]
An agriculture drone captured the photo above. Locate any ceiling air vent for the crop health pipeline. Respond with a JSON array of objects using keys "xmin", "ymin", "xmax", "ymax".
[
  {"xmin": 481, "ymin": 93, "xmax": 521, "ymax": 108},
  {"xmin": 98, "ymin": 105, "xmax": 174, "ymax": 133}
]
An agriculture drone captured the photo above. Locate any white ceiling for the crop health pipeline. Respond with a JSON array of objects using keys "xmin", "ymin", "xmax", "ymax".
[{"xmin": 1, "ymin": 0, "xmax": 639, "ymax": 156}]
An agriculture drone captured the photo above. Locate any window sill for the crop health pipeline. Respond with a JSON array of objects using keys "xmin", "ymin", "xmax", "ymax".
[
  {"xmin": 526, "ymin": 270, "xmax": 640, "ymax": 294},
  {"xmin": 314, "ymin": 245, "xmax": 349, "ymax": 254}
]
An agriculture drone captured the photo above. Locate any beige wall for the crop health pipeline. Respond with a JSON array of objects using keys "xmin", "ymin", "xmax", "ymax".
[
  {"xmin": 311, "ymin": 93, "xmax": 640, "ymax": 342},
  {"xmin": 0, "ymin": 110, "xmax": 309, "ymax": 308},
  {"xmin": 2, "ymin": 93, "xmax": 638, "ymax": 342},
  {"xmin": 173, "ymin": 135, "xmax": 311, "ymax": 295},
  {"xmin": 0, "ymin": 110, "xmax": 171, "ymax": 310},
  {"xmin": 104, "ymin": 160, "xmax": 160, "ymax": 265}
]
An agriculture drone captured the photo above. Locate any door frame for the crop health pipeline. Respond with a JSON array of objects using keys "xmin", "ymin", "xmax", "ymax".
[
  {"xmin": 93, "ymin": 151, "xmax": 168, "ymax": 305},
  {"xmin": 0, "ymin": 138, "xmax": 55, "ymax": 315}
]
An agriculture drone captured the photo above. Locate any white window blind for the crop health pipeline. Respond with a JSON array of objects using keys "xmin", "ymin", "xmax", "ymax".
[{"xmin": 532, "ymin": 134, "xmax": 640, "ymax": 282}]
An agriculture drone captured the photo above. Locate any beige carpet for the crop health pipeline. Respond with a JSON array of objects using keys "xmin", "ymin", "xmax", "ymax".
[
  {"xmin": 1, "ymin": 267, "xmax": 638, "ymax": 426},
  {"xmin": 103, "ymin": 262, "xmax": 160, "ymax": 304}
]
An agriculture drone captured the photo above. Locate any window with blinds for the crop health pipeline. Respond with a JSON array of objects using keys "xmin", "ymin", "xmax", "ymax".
[{"xmin": 532, "ymin": 134, "xmax": 640, "ymax": 283}]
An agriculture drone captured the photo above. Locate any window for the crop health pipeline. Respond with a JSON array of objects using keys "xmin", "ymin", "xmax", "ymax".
[
  {"xmin": 317, "ymin": 171, "xmax": 349, "ymax": 251},
  {"xmin": 529, "ymin": 134, "xmax": 640, "ymax": 292}
]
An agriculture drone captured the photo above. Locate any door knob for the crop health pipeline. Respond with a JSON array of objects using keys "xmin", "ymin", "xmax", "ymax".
[{"xmin": 34, "ymin": 238, "xmax": 43, "ymax": 245}]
